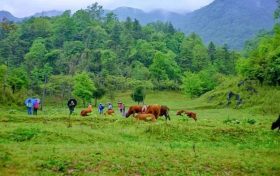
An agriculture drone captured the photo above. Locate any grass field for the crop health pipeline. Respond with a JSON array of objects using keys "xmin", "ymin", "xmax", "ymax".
[{"xmin": 0, "ymin": 91, "xmax": 279, "ymax": 175}]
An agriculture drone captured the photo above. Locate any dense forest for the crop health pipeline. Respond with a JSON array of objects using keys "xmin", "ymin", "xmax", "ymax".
[{"xmin": 0, "ymin": 2, "xmax": 279, "ymax": 106}]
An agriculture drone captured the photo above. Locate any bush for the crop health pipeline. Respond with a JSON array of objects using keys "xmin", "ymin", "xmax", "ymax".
[{"xmin": 182, "ymin": 67, "xmax": 219, "ymax": 97}]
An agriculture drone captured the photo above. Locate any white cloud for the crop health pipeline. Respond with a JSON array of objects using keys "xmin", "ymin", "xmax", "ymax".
[{"xmin": 0, "ymin": 0, "xmax": 214, "ymax": 17}]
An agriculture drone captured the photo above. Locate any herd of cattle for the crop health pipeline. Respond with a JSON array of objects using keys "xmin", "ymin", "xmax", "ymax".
[
  {"xmin": 78, "ymin": 104, "xmax": 280, "ymax": 131},
  {"xmin": 79, "ymin": 104, "xmax": 197, "ymax": 122}
]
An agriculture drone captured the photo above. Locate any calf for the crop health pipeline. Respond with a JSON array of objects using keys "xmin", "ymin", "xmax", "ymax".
[
  {"xmin": 80, "ymin": 104, "xmax": 92, "ymax": 116},
  {"xmin": 185, "ymin": 111, "xmax": 197, "ymax": 121},
  {"xmin": 135, "ymin": 113, "xmax": 156, "ymax": 122},
  {"xmin": 176, "ymin": 110, "xmax": 197, "ymax": 121}
]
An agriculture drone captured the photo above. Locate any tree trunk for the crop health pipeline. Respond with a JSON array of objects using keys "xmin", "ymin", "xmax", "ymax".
[
  {"xmin": 94, "ymin": 98, "xmax": 97, "ymax": 107},
  {"xmin": 41, "ymin": 75, "xmax": 48, "ymax": 110}
]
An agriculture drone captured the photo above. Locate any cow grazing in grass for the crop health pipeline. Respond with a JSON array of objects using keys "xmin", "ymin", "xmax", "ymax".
[
  {"xmin": 159, "ymin": 105, "xmax": 171, "ymax": 120},
  {"xmin": 146, "ymin": 104, "xmax": 161, "ymax": 119},
  {"xmin": 176, "ymin": 110, "xmax": 197, "ymax": 121},
  {"xmin": 105, "ymin": 109, "xmax": 115, "ymax": 116},
  {"xmin": 80, "ymin": 104, "xmax": 92, "ymax": 116},
  {"xmin": 135, "ymin": 113, "xmax": 156, "ymax": 122},
  {"xmin": 176, "ymin": 110, "xmax": 186, "ymax": 116},
  {"xmin": 271, "ymin": 115, "xmax": 280, "ymax": 131},
  {"xmin": 185, "ymin": 111, "xmax": 197, "ymax": 121},
  {"xmin": 125, "ymin": 105, "xmax": 142, "ymax": 117}
]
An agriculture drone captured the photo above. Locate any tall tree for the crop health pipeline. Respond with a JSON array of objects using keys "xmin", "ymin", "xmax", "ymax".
[{"xmin": 73, "ymin": 72, "xmax": 95, "ymax": 107}]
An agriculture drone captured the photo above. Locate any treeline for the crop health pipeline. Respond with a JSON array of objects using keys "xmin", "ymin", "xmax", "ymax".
[{"xmin": 2, "ymin": 2, "xmax": 277, "ymax": 106}]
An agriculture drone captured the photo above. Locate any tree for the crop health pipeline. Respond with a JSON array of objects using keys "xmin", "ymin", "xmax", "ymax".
[
  {"xmin": 73, "ymin": 72, "xmax": 95, "ymax": 107},
  {"xmin": 86, "ymin": 3, "xmax": 104, "ymax": 21},
  {"xmin": 0, "ymin": 64, "xmax": 8, "ymax": 99},
  {"xmin": 149, "ymin": 51, "xmax": 181, "ymax": 83},
  {"xmin": 274, "ymin": 0, "xmax": 280, "ymax": 20},
  {"xmin": 92, "ymin": 87, "xmax": 105, "ymax": 107},
  {"xmin": 131, "ymin": 86, "xmax": 146, "ymax": 104},
  {"xmin": 208, "ymin": 42, "xmax": 216, "ymax": 64},
  {"xmin": 24, "ymin": 38, "xmax": 47, "ymax": 70},
  {"xmin": 8, "ymin": 66, "xmax": 28, "ymax": 93}
]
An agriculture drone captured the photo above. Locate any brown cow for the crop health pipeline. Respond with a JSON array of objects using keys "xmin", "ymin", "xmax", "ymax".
[
  {"xmin": 104, "ymin": 109, "xmax": 115, "ymax": 116},
  {"xmin": 146, "ymin": 104, "xmax": 161, "ymax": 119},
  {"xmin": 185, "ymin": 111, "xmax": 197, "ymax": 121},
  {"xmin": 176, "ymin": 110, "xmax": 197, "ymax": 121},
  {"xmin": 125, "ymin": 105, "xmax": 142, "ymax": 117},
  {"xmin": 80, "ymin": 104, "xmax": 92, "ymax": 116},
  {"xmin": 135, "ymin": 113, "xmax": 156, "ymax": 122},
  {"xmin": 176, "ymin": 110, "xmax": 186, "ymax": 116},
  {"xmin": 160, "ymin": 105, "xmax": 171, "ymax": 120}
]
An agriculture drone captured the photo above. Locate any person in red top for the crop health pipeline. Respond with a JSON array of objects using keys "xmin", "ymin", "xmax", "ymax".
[
  {"xmin": 117, "ymin": 100, "xmax": 123, "ymax": 113},
  {"xmin": 33, "ymin": 99, "xmax": 40, "ymax": 115}
]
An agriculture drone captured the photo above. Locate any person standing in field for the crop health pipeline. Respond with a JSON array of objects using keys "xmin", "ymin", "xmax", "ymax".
[
  {"xmin": 117, "ymin": 100, "xmax": 123, "ymax": 113},
  {"xmin": 26, "ymin": 99, "xmax": 33, "ymax": 115},
  {"xmin": 108, "ymin": 102, "xmax": 113, "ymax": 110},
  {"xmin": 98, "ymin": 103, "xmax": 105, "ymax": 114},
  {"xmin": 122, "ymin": 103, "xmax": 126, "ymax": 117},
  {"xmin": 33, "ymin": 99, "xmax": 40, "ymax": 115}
]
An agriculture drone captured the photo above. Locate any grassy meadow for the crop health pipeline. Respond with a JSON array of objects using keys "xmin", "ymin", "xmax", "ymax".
[{"xmin": 0, "ymin": 91, "xmax": 279, "ymax": 175}]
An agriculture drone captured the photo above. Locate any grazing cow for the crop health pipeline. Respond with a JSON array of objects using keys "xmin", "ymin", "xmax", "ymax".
[
  {"xmin": 80, "ymin": 104, "xmax": 92, "ymax": 116},
  {"xmin": 146, "ymin": 104, "xmax": 161, "ymax": 119},
  {"xmin": 185, "ymin": 111, "xmax": 197, "ymax": 121},
  {"xmin": 125, "ymin": 105, "xmax": 142, "ymax": 118},
  {"xmin": 135, "ymin": 113, "xmax": 156, "ymax": 122},
  {"xmin": 176, "ymin": 110, "xmax": 197, "ymax": 121},
  {"xmin": 271, "ymin": 115, "xmax": 280, "ymax": 131},
  {"xmin": 176, "ymin": 110, "xmax": 186, "ymax": 116},
  {"xmin": 160, "ymin": 105, "xmax": 171, "ymax": 120},
  {"xmin": 105, "ymin": 109, "xmax": 115, "ymax": 116}
]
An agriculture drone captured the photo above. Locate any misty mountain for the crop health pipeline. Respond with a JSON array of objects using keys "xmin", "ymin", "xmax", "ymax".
[
  {"xmin": 182, "ymin": 0, "xmax": 277, "ymax": 49},
  {"xmin": 0, "ymin": 11, "xmax": 21, "ymax": 22},
  {"xmin": 112, "ymin": 0, "xmax": 277, "ymax": 49},
  {"xmin": 111, "ymin": 7, "xmax": 187, "ymax": 29}
]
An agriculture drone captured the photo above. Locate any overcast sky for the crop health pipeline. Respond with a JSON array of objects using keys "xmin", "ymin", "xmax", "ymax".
[{"xmin": 0, "ymin": 0, "xmax": 214, "ymax": 17}]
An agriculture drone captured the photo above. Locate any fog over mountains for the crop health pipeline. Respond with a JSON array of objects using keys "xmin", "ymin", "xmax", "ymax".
[{"xmin": 0, "ymin": 0, "xmax": 277, "ymax": 49}]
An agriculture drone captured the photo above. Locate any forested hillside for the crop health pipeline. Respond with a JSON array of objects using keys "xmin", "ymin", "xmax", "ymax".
[
  {"xmin": 0, "ymin": 3, "xmax": 238, "ymax": 105},
  {"xmin": 1, "ymin": 0, "xmax": 277, "ymax": 49},
  {"xmin": 111, "ymin": 0, "xmax": 277, "ymax": 49},
  {"xmin": 183, "ymin": 0, "xmax": 277, "ymax": 49}
]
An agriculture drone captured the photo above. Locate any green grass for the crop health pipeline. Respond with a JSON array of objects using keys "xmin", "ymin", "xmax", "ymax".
[{"xmin": 0, "ymin": 91, "xmax": 279, "ymax": 175}]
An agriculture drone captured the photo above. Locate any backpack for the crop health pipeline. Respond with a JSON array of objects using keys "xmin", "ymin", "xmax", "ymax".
[
  {"xmin": 27, "ymin": 102, "xmax": 32, "ymax": 108},
  {"xmin": 34, "ymin": 102, "xmax": 39, "ymax": 109}
]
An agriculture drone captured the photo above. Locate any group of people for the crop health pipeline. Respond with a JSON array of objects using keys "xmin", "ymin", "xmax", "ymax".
[
  {"xmin": 98, "ymin": 101, "xmax": 126, "ymax": 116},
  {"xmin": 25, "ymin": 98, "xmax": 40, "ymax": 115}
]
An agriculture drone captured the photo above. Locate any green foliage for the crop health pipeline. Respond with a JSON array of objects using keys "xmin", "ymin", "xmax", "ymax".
[
  {"xmin": 149, "ymin": 51, "xmax": 181, "ymax": 89},
  {"xmin": 131, "ymin": 86, "xmax": 146, "ymax": 104},
  {"xmin": 7, "ymin": 66, "xmax": 28, "ymax": 93},
  {"xmin": 237, "ymin": 25, "xmax": 280, "ymax": 85},
  {"xmin": 0, "ymin": 2, "xmax": 244, "ymax": 102},
  {"xmin": 73, "ymin": 72, "xmax": 95, "ymax": 104},
  {"xmin": 182, "ymin": 67, "xmax": 219, "ymax": 97}
]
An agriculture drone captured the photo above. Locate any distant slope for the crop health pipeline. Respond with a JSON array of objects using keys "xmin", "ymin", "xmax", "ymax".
[
  {"xmin": 0, "ymin": 10, "xmax": 63, "ymax": 22},
  {"xmin": 112, "ymin": 7, "xmax": 187, "ymax": 29},
  {"xmin": 112, "ymin": 0, "xmax": 277, "ymax": 49},
  {"xmin": 0, "ymin": 11, "xmax": 21, "ymax": 22},
  {"xmin": 182, "ymin": 0, "xmax": 277, "ymax": 49}
]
